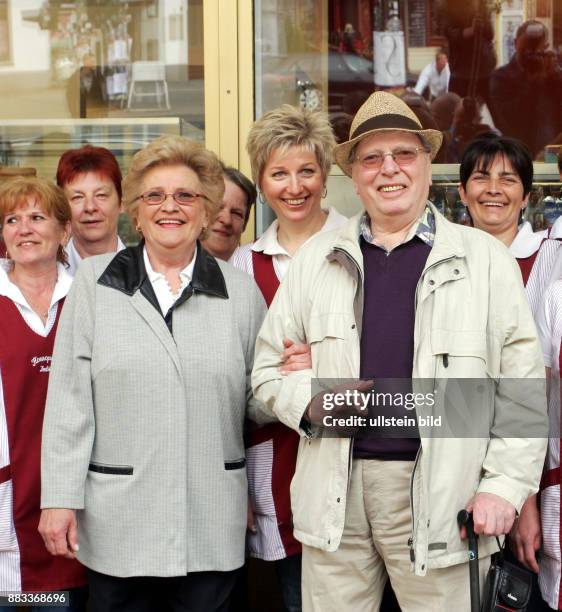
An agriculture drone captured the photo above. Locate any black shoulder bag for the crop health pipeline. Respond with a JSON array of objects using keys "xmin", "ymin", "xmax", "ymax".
[{"xmin": 481, "ymin": 538, "xmax": 533, "ymax": 612}]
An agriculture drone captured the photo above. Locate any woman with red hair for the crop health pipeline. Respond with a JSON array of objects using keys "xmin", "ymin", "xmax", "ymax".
[{"xmin": 56, "ymin": 145, "xmax": 125, "ymax": 275}]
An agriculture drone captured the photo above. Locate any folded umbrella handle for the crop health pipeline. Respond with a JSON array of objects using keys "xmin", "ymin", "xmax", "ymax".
[{"xmin": 458, "ymin": 510, "xmax": 480, "ymax": 612}]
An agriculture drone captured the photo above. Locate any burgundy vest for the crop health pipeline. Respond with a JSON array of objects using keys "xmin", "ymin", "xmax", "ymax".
[
  {"xmin": 252, "ymin": 250, "xmax": 280, "ymax": 307},
  {"xmin": 517, "ymin": 251, "xmax": 541, "ymax": 287},
  {"xmin": 250, "ymin": 251, "xmax": 301, "ymax": 557},
  {"xmin": 0, "ymin": 297, "xmax": 86, "ymax": 591},
  {"xmin": 517, "ymin": 230, "xmax": 553, "ymax": 287}
]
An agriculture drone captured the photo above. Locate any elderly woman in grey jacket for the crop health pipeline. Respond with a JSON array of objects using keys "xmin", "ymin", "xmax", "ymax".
[{"xmin": 38, "ymin": 135, "xmax": 268, "ymax": 612}]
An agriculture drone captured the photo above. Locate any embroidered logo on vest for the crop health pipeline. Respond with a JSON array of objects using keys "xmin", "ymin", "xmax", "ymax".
[{"xmin": 31, "ymin": 355, "xmax": 52, "ymax": 372}]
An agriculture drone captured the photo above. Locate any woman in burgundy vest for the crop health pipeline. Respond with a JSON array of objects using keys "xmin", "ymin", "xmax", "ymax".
[
  {"xmin": 233, "ymin": 105, "xmax": 347, "ymax": 611},
  {"xmin": 459, "ymin": 133, "xmax": 562, "ymax": 606},
  {"xmin": 0, "ymin": 177, "xmax": 87, "ymax": 611}
]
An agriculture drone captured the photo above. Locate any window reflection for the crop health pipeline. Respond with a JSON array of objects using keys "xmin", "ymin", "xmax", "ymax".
[
  {"xmin": 0, "ymin": 0, "xmax": 204, "ymax": 140},
  {"xmin": 255, "ymin": 0, "xmax": 562, "ymax": 162}
]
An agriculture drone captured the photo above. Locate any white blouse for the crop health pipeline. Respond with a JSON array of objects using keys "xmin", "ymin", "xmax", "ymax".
[{"xmin": 143, "ymin": 247, "xmax": 196, "ymax": 316}]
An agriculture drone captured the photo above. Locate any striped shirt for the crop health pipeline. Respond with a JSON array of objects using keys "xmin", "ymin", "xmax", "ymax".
[
  {"xmin": 522, "ymin": 218, "xmax": 562, "ymax": 319},
  {"xmin": 0, "ymin": 261, "xmax": 72, "ymax": 592},
  {"xmin": 359, "ymin": 204, "xmax": 436, "ymax": 249},
  {"xmin": 537, "ymin": 279, "xmax": 562, "ymax": 610}
]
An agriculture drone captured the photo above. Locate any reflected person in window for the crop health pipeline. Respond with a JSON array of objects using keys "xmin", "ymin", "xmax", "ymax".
[
  {"xmin": 413, "ymin": 50, "xmax": 450, "ymax": 101},
  {"xmin": 490, "ymin": 20, "xmax": 562, "ymax": 158}
]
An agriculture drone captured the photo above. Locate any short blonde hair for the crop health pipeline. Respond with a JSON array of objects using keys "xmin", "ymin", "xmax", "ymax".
[
  {"xmin": 0, "ymin": 177, "xmax": 70, "ymax": 265},
  {"xmin": 246, "ymin": 105, "xmax": 336, "ymax": 187},
  {"xmin": 122, "ymin": 135, "xmax": 225, "ymax": 225}
]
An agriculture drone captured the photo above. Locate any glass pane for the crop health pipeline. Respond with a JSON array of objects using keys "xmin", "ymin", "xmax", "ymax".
[
  {"xmin": 0, "ymin": 117, "xmax": 190, "ymax": 245},
  {"xmin": 0, "ymin": 0, "xmax": 204, "ymax": 176},
  {"xmin": 0, "ymin": 117, "xmax": 188, "ymax": 178},
  {"xmin": 254, "ymin": 0, "xmax": 562, "ymax": 162}
]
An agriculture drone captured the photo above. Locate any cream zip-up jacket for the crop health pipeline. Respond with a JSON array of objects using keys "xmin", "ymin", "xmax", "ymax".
[{"xmin": 252, "ymin": 205, "xmax": 547, "ymax": 576}]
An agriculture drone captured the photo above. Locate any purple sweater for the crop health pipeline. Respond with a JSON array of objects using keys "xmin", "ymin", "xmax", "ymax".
[{"xmin": 354, "ymin": 236, "xmax": 431, "ymax": 461}]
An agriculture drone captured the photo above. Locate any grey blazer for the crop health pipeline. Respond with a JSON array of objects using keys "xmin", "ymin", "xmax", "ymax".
[{"xmin": 41, "ymin": 243, "xmax": 269, "ymax": 577}]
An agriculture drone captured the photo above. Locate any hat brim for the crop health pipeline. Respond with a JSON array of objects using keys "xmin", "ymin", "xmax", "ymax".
[{"xmin": 334, "ymin": 128, "xmax": 444, "ymax": 177}]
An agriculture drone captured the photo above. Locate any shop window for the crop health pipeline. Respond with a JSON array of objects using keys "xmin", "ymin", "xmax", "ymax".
[
  {"xmin": 254, "ymin": 0, "xmax": 561, "ymax": 230},
  {"xmin": 0, "ymin": 0, "xmax": 205, "ymax": 174},
  {"xmin": 0, "ymin": 0, "xmax": 208, "ymax": 245},
  {"xmin": 255, "ymin": 0, "xmax": 561, "ymax": 161}
]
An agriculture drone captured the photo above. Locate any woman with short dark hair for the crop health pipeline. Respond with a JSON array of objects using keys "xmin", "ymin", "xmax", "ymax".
[
  {"xmin": 202, "ymin": 165, "xmax": 256, "ymax": 262},
  {"xmin": 459, "ymin": 134, "xmax": 547, "ymax": 298}
]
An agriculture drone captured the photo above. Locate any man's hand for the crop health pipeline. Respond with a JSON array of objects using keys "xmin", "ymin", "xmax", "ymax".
[
  {"xmin": 306, "ymin": 379, "xmax": 374, "ymax": 435},
  {"xmin": 38, "ymin": 508, "xmax": 79, "ymax": 559},
  {"xmin": 460, "ymin": 493, "xmax": 516, "ymax": 539},
  {"xmin": 510, "ymin": 494, "xmax": 541, "ymax": 573},
  {"xmin": 280, "ymin": 338, "xmax": 312, "ymax": 375}
]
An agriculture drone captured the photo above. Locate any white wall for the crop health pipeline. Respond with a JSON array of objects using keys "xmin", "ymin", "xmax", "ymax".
[{"xmin": 0, "ymin": 0, "xmax": 50, "ymax": 72}]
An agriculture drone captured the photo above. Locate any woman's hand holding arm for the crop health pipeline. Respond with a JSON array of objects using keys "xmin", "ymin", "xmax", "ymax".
[{"xmin": 279, "ymin": 338, "xmax": 312, "ymax": 374}]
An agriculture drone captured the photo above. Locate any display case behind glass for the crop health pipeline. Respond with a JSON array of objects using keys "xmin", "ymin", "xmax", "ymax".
[{"xmin": 0, "ymin": 117, "xmax": 189, "ymax": 244}]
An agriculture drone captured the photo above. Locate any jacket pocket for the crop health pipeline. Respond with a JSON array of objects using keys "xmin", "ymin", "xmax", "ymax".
[
  {"xmin": 308, "ymin": 313, "xmax": 351, "ymax": 343},
  {"xmin": 430, "ymin": 329, "xmax": 495, "ymax": 379},
  {"xmin": 88, "ymin": 462, "xmax": 133, "ymax": 475},
  {"xmin": 224, "ymin": 458, "xmax": 246, "ymax": 470},
  {"xmin": 307, "ymin": 313, "xmax": 357, "ymax": 378}
]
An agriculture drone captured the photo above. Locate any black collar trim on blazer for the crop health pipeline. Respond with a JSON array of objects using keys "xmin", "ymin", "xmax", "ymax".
[{"xmin": 97, "ymin": 240, "xmax": 229, "ymax": 299}]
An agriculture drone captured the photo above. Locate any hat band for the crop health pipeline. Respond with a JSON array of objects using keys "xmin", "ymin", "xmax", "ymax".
[{"xmin": 351, "ymin": 114, "xmax": 422, "ymax": 140}]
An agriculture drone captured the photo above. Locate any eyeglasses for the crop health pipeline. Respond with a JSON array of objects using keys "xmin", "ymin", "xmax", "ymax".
[
  {"xmin": 137, "ymin": 190, "xmax": 209, "ymax": 206},
  {"xmin": 354, "ymin": 146, "xmax": 429, "ymax": 170}
]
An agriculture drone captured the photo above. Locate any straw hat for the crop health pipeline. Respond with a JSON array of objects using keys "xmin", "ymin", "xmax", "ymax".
[{"xmin": 334, "ymin": 91, "xmax": 443, "ymax": 176}]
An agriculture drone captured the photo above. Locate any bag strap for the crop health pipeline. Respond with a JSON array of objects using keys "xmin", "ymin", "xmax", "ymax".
[{"xmin": 494, "ymin": 536, "xmax": 506, "ymax": 563}]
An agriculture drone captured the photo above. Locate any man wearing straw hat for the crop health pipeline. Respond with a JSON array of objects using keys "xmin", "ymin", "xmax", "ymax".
[{"xmin": 252, "ymin": 91, "xmax": 547, "ymax": 610}]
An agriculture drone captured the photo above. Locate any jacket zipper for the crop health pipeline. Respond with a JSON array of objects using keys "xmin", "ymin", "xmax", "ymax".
[
  {"xmin": 410, "ymin": 254, "xmax": 458, "ymax": 564},
  {"xmin": 332, "ymin": 247, "xmax": 363, "ymax": 495},
  {"xmin": 347, "ymin": 439, "xmax": 354, "ymax": 490},
  {"xmin": 408, "ymin": 448, "xmax": 421, "ymax": 562},
  {"xmin": 335, "ymin": 246, "xmax": 458, "ymax": 561}
]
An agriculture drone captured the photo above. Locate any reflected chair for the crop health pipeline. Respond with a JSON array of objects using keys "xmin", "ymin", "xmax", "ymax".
[{"xmin": 126, "ymin": 61, "xmax": 170, "ymax": 110}]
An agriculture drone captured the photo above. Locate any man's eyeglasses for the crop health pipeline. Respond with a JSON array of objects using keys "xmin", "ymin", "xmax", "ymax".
[
  {"xmin": 137, "ymin": 190, "xmax": 209, "ymax": 206},
  {"xmin": 354, "ymin": 146, "xmax": 429, "ymax": 170}
]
